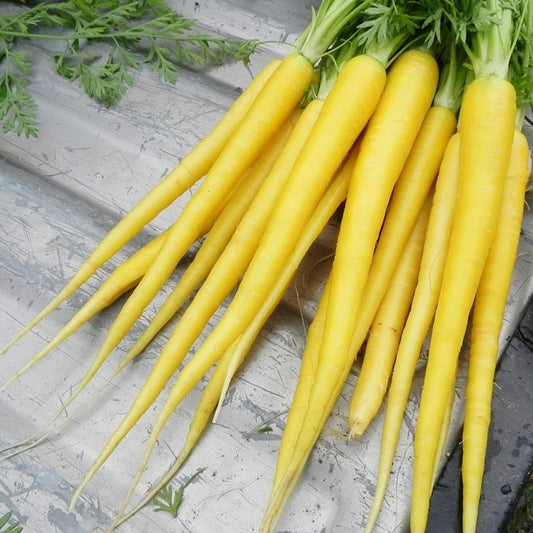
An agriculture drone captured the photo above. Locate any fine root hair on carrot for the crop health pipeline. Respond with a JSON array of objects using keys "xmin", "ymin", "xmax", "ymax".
[{"xmin": 0, "ymin": 59, "xmax": 282, "ymax": 357}]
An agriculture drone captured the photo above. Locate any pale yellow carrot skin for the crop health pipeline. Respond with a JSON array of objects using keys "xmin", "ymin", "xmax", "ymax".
[
  {"xmin": 120, "ymin": 104, "xmax": 313, "ymax": 366},
  {"xmin": 462, "ymin": 129, "xmax": 530, "ymax": 533},
  {"xmin": 363, "ymin": 133, "xmax": 461, "ymax": 533},
  {"xmin": 349, "ymin": 191, "xmax": 432, "ymax": 437},
  {"xmin": 0, "ymin": 59, "xmax": 282, "ymax": 356},
  {"xmin": 110, "ymin": 147, "xmax": 359, "ymax": 530},
  {"xmin": 261, "ymin": 49, "xmax": 439, "ymax": 533},
  {"xmin": 347, "ymin": 105, "xmax": 457, "ymax": 370},
  {"xmin": 411, "ymin": 77, "xmax": 517, "ymax": 533}
]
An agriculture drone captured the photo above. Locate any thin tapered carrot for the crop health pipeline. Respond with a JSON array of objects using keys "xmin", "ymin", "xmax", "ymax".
[
  {"xmin": 462, "ymin": 128, "xmax": 530, "ymax": 533},
  {"xmin": 349, "ymin": 190, "xmax": 432, "ymax": 437},
  {"xmin": 261, "ymin": 48, "xmax": 439, "ymax": 533},
  {"xmin": 85, "ymin": 98, "xmax": 322, "ymax": 469},
  {"xmin": 0, "ymin": 230, "xmax": 168, "ymax": 393},
  {"xmin": 363, "ymin": 132, "xmax": 461, "ymax": 532},
  {"xmin": 0, "ymin": 132, "xmax": 290, "ymax": 457},
  {"xmin": 121, "ymin": 103, "xmax": 315, "ymax": 365},
  {"xmin": 61, "ymin": 53, "xmax": 314, "ymax": 419},
  {"xmin": 0, "ymin": 59, "xmax": 282, "ymax": 356},
  {"xmin": 272, "ymin": 278, "xmax": 330, "ymax": 490},
  {"xmin": 108, "ymin": 146, "xmax": 359, "ymax": 529},
  {"xmin": 67, "ymin": 51, "xmax": 385, "ymax": 512},
  {"xmin": 344, "ymin": 103, "xmax": 457, "ymax": 390},
  {"xmin": 411, "ymin": 76, "xmax": 517, "ymax": 533},
  {"xmin": 70, "ymin": 100, "xmax": 364, "ymax": 507},
  {"xmin": 108, "ymin": 338, "xmax": 242, "ymax": 531}
]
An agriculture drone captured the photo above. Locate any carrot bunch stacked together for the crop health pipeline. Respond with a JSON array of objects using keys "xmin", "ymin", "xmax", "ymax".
[{"xmin": 1, "ymin": 0, "xmax": 531, "ymax": 531}]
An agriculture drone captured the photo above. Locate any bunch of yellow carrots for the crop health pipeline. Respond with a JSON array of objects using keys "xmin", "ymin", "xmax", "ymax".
[{"xmin": 1, "ymin": 0, "xmax": 532, "ymax": 531}]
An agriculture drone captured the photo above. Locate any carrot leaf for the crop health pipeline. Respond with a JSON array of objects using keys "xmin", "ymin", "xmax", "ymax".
[
  {"xmin": 0, "ymin": 512, "xmax": 23, "ymax": 533},
  {"xmin": 151, "ymin": 468, "xmax": 206, "ymax": 518},
  {"xmin": 0, "ymin": 0, "xmax": 259, "ymax": 136}
]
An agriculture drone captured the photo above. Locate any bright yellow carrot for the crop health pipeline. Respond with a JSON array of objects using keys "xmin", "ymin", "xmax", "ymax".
[
  {"xmin": 349, "ymin": 191, "xmax": 432, "ymax": 437},
  {"xmin": 462, "ymin": 128, "xmax": 530, "ymax": 533},
  {"xmin": 67, "ymin": 51, "xmax": 385, "ymax": 511},
  {"xmin": 0, "ymin": 59, "xmax": 282, "ymax": 356},
  {"xmin": 261, "ymin": 48, "xmax": 439, "ymax": 533},
  {"xmin": 121, "ymin": 103, "xmax": 314, "ymax": 364},
  {"xmin": 363, "ymin": 132, "xmax": 461, "ymax": 533},
  {"xmin": 62, "ymin": 53, "xmax": 314, "ymax": 419},
  {"xmin": 410, "ymin": 78, "xmax": 517, "ymax": 533},
  {"xmin": 345, "ymin": 102, "xmax": 457, "ymax": 382},
  {"xmin": 109, "ymin": 146, "xmax": 359, "ymax": 529}
]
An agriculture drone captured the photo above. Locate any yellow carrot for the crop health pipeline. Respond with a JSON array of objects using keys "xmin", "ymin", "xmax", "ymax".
[
  {"xmin": 411, "ymin": 78, "xmax": 517, "ymax": 533},
  {"xmin": 62, "ymin": 54, "xmax": 314, "ymax": 420},
  {"xmin": 67, "ymin": 52, "xmax": 385, "ymax": 512},
  {"xmin": 349, "ymin": 190, "xmax": 432, "ymax": 437},
  {"xmin": 0, "ymin": 59, "xmax": 282, "ymax": 356},
  {"xmin": 462, "ymin": 128, "xmax": 530, "ymax": 533},
  {"xmin": 345, "ymin": 103, "xmax": 457, "ymax": 381},
  {"xmin": 261, "ymin": 49, "xmax": 439, "ymax": 533},
  {"xmin": 109, "ymin": 146, "xmax": 359, "ymax": 529},
  {"xmin": 363, "ymin": 132, "xmax": 461, "ymax": 532},
  {"xmin": 121, "ymin": 103, "xmax": 314, "ymax": 364}
]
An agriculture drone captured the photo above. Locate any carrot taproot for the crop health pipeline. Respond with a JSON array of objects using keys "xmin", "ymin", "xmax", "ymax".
[
  {"xmin": 0, "ymin": 59, "xmax": 282, "ymax": 356},
  {"xmin": 109, "ymin": 145, "xmax": 359, "ymax": 529},
  {"xmin": 462, "ymin": 128, "xmax": 530, "ymax": 533},
  {"xmin": 411, "ymin": 65, "xmax": 517, "ymax": 533},
  {"xmin": 67, "ymin": 47, "xmax": 385, "ymax": 511},
  {"xmin": 60, "ymin": 52, "xmax": 313, "ymax": 417},
  {"xmin": 349, "ymin": 190, "xmax": 432, "ymax": 437},
  {"xmin": 344, "ymin": 90, "xmax": 459, "ymax": 401},
  {"xmin": 259, "ymin": 48, "xmax": 438, "ymax": 533},
  {"xmin": 120, "ymin": 102, "xmax": 314, "ymax": 366},
  {"xmin": 362, "ymin": 132, "xmax": 461, "ymax": 532}
]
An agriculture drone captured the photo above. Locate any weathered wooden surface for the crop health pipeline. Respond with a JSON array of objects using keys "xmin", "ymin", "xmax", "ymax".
[{"xmin": 0, "ymin": 2, "xmax": 532, "ymax": 532}]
